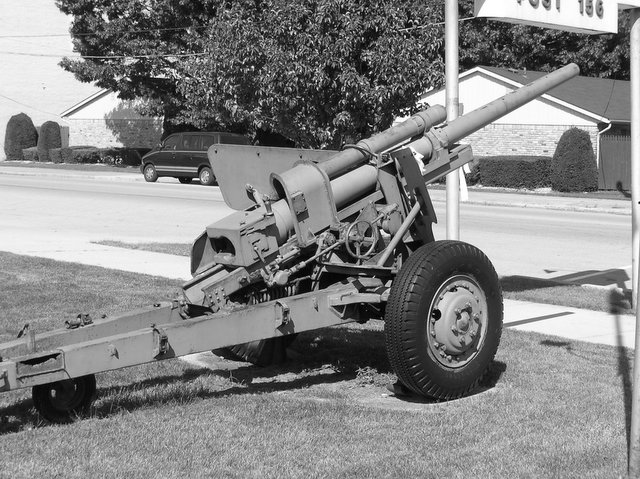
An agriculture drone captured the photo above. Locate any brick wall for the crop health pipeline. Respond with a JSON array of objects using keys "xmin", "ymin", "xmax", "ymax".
[
  {"xmin": 465, "ymin": 124, "xmax": 599, "ymax": 157},
  {"xmin": 66, "ymin": 118, "xmax": 163, "ymax": 148}
]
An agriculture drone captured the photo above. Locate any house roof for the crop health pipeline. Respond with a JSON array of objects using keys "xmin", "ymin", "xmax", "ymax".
[
  {"xmin": 60, "ymin": 89, "xmax": 111, "ymax": 117},
  {"xmin": 470, "ymin": 66, "xmax": 630, "ymax": 124}
]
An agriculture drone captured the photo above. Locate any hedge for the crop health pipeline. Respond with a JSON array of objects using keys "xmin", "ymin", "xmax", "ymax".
[
  {"xmin": 47, "ymin": 147, "xmax": 146, "ymax": 166},
  {"xmin": 551, "ymin": 128, "xmax": 598, "ymax": 192},
  {"xmin": 37, "ymin": 121, "xmax": 62, "ymax": 163},
  {"xmin": 474, "ymin": 156, "xmax": 551, "ymax": 189},
  {"xmin": 22, "ymin": 147, "xmax": 39, "ymax": 162},
  {"xmin": 4, "ymin": 113, "xmax": 37, "ymax": 160}
]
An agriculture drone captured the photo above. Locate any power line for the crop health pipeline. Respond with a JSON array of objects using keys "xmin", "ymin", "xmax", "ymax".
[
  {"xmin": 0, "ymin": 91, "xmax": 63, "ymax": 117},
  {"xmin": 0, "ymin": 25, "xmax": 208, "ymax": 39},
  {"xmin": 0, "ymin": 51, "xmax": 206, "ymax": 59}
]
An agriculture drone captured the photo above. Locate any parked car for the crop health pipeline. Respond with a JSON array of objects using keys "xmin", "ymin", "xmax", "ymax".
[{"xmin": 140, "ymin": 131, "xmax": 250, "ymax": 185}]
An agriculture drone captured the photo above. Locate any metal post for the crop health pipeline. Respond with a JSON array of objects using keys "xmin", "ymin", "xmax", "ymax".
[
  {"xmin": 445, "ymin": 0, "xmax": 460, "ymax": 240},
  {"xmin": 633, "ymin": 9, "xmax": 640, "ymax": 312},
  {"xmin": 629, "ymin": 10, "xmax": 640, "ymax": 477}
]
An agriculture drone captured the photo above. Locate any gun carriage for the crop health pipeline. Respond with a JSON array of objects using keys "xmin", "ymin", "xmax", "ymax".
[{"xmin": 0, "ymin": 65, "xmax": 579, "ymax": 422}]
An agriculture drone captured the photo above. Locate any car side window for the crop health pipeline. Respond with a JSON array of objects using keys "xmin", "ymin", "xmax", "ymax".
[
  {"xmin": 181, "ymin": 136, "xmax": 201, "ymax": 151},
  {"xmin": 201, "ymin": 135, "xmax": 217, "ymax": 151},
  {"xmin": 163, "ymin": 135, "xmax": 179, "ymax": 150},
  {"xmin": 220, "ymin": 134, "xmax": 250, "ymax": 145}
]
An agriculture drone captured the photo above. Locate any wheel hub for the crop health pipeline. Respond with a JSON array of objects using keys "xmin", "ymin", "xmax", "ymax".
[{"xmin": 427, "ymin": 275, "xmax": 487, "ymax": 368}]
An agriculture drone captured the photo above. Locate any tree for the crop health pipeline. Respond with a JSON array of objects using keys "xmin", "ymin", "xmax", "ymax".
[
  {"xmin": 177, "ymin": 0, "xmax": 445, "ymax": 148},
  {"xmin": 457, "ymin": 0, "xmax": 630, "ymax": 80},
  {"xmin": 55, "ymin": 0, "xmax": 219, "ymax": 135},
  {"xmin": 56, "ymin": 0, "xmax": 445, "ymax": 148}
]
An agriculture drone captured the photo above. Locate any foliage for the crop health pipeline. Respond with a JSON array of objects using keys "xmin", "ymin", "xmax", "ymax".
[
  {"xmin": 4, "ymin": 113, "xmax": 38, "ymax": 160},
  {"xmin": 56, "ymin": 0, "xmax": 633, "ymax": 149},
  {"xmin": 179, "ymin": 0, "xmax": 444, "ymax": 148},
  {"xmin": 37, "ymin": 121, "xmax": 62, "ymax": 163},
  {"xmin": 55, "ymin": 0, "xmax": 217, "ymax": 135},
  {"xmin": 477, "ymin": 156, "xmax": 551, "ymax": 189},
  {"xmin": 61, "ymin": 147, "xmax": 144, "ymax": 166},
  {"xmin": 551, "ymin": 128, "xmax": 598, "ymax": 192},
  {"xmin": 21, "ymin": 147, "xmax": 39, "ymax": 162},
  {"xmin": 458, "ymin": 0, "xmax": 631, "ymax": 80},
  {"xmin": 56, "ymin": 0, "xmax": 444, "ymax": 148}
]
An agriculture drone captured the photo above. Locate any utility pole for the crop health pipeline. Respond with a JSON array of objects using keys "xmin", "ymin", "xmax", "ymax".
[{"xmin": 445, "ymin": 0, "xmax": 460, "ymax": 240}]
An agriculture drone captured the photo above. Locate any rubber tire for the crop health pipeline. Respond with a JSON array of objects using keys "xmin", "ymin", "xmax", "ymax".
[
  {"xmin": 384, "ymin": 240, "xmax": 502, "ymax": 400},
  {"xmin": 199, "ymin": 167, "xmax": 215, "ymax": 186},
  {"xmin": 216, "ymin": 336, "xmax": 296, "ymax": 367},
  {"xmin": 143, "ymin": 164, "xmax": 158, "ymax": 182},
  {"xmin": 32, "ymin": 374, "xmax": 97, "ymax": 423},
  {"xmin": 178, "ymin": 177, "xmax": 192, "ymax": 184}
]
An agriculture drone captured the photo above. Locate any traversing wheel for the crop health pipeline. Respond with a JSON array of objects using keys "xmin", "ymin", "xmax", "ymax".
[
  {"xmin": 213, "ymin": 284, "xmax": 299, "ymax": 366},
  {"xmin": 32, "ymin": 374, "xmax": 97, "ymax": 423},
  {"xmin": 345, "ymin": 220, "xmax": 378, "ymax": 259},
  {"xmin": 222, "ymin": 336, "xmax": 297, "ymax": 367},
  {"xmin": 384, "ymin": 240, "xmax": 502, "ymax": 400}
]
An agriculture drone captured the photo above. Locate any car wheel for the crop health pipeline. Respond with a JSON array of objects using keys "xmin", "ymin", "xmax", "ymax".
[
  {"xmin": 143, "ymin": 164, "xmax": 158, "ymax": 182},
  {"xmin": 199, "ymin": 167, "xmax": 215, "ymax": 186},
  {"xmin": 178, "ymin": 177, "xmax": 192, "ymax": 184}
]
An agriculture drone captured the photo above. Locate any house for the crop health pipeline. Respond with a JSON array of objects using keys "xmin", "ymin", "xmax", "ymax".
[
  {"xmin": 414, "ymin": 66, "xmax": 632, "ymax": 189},
  {"xmin": 61, "ymin": 90, "xmax": 162, "ymax": 149}
]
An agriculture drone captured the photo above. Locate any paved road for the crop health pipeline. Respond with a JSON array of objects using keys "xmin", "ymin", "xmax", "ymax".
[
  {"xmin": 433, "ymin": 201, "xmax": 630, "ymax": 287},
  {"xmin": 0, "ymin": 170, "xmax": 631, "ymax": 287}
]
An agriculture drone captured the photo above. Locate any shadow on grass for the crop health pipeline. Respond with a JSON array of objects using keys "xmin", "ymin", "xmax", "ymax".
[
  {"xmin": 501, "ymin": 273, "xmax": 632, "ymax": 294},
  {"xmin": 0, "ymin": 325, "xmax": 506, "ymax": 433},
  {"xmin": 610, "ymin": 289, "xmax": 633, "ymax": 460}
]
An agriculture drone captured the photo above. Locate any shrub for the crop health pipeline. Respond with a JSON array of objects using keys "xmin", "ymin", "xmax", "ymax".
[
  {"xmin": 22, "ymin": 147, "xmax": 38, "ymax": 162},
  {"xmin": 49, "ymin": 148, "xmax": 63, "ymax": 164},
  {"xmin": 37, "ymin": 121, "xmax": 62, "ymax": 162},
  {"xmin": 68, "ymin": 148, "xmax": 100, "ymax": 164},
  {"xmin": 476, "ymin": 156, "xmax": 551, "ymax": 189},
  {"xmin": 551, "ymin": 128, "xmax": 598, "ymax": 192},
  {"xmin": 4, "ymin": 113, "xmax": 37, "ymax": 160}
]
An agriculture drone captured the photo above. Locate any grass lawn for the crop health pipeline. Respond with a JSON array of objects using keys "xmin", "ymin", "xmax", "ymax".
[{"xmin": 0, "ymin": 251, "xmax": 631, "ymax": 478}]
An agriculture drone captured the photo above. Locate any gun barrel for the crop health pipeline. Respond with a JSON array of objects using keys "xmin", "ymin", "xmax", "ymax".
[
  {"xmin": 320, "ymin": 105, "xmax": 446, "ymax": 179},
  {"xmin": 407, "ymin": 63, "xmax": 580, "ymax": 157}
]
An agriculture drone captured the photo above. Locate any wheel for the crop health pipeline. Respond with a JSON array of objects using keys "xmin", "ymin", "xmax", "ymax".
[
  {"xmin": 143, "ymin": 164, "xmax": 158, "ymax": 182},
  {"xmin": 178, "ymin": 177, "xmax": 192, "ymax": 184},
  {"xmin": 199, "ymin": 167, "xmax": 215, "ymax": 186},
  {"xmin": 32, "ymin": 374, "xmax": 97, "ymax": 423},
  {"xmin": 384, "ymin": 240, "xmax": 502, "ymax": 400},
  {"xmin": 217, "ymin": 336, "xmax": 296, "ymax": 366}
]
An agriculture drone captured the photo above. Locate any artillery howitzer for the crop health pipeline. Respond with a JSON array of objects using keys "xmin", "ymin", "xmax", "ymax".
[{"xmin": 0, "ymin": 65, "xmax": 579, "ymax": 422}]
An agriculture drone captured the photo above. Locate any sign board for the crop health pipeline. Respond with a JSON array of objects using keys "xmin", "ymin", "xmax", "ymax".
[{"xmin": 474, "ymin": 0, "xmax": 631, "ymax": 34}]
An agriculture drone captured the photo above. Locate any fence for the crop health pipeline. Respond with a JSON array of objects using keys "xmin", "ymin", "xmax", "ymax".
[{"xmin": 599, "ymin": 135, "xmax": 630, "ymax": 191}]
